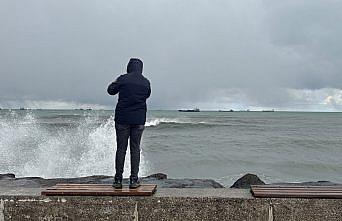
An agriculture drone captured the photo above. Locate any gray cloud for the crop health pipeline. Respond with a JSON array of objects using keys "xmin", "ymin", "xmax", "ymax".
[{"xmin": 0, "ymin": 0, "xmax": 341, "ymax": 110}]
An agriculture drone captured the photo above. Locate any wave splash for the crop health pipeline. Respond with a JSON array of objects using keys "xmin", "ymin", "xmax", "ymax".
[{"xmin": 0, "ymin": 111, "xmax": 148, "ymax": 178}]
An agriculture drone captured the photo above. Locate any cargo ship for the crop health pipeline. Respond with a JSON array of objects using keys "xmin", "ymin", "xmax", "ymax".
[
  {"xmin": 178, "ymin": 108, "xmax": 200, "ymax": 112},
  {"xmin": 262, "ymin": 109, "xmax": 275, "ymax": 112}
]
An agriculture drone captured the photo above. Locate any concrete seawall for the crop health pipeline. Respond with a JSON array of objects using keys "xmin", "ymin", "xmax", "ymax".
[{"xmin": 1, "ymin": 188, "xmax": 341, "ymax": 220}]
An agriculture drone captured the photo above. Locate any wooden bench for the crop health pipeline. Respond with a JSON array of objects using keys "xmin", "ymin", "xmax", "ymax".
[
  {"xmin": 251, "ymin": 185, "xmax": 342, "ymax": 199},
  {"xmin": 41, "ymin": 184, "xmax": 157, "ymax": 196}
]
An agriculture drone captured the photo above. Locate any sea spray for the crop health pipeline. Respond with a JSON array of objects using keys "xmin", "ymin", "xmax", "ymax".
[
  {"xmin": 0, "ymin": 110, "xmax": 148, "ymax": 178},
  {"xmin": 75, "ymin": 115, "xmax": 149, "ymax": 178},
  {"xmin": 0, "ymin": 111, "xmax": 45, "ymax": 174}
]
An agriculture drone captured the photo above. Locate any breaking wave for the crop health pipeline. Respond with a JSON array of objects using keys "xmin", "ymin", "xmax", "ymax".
[
  {"xmin": 0, "ymin": 111, "xmax": 148, "ymax": 178},
  {"xmin": 145, "ymin": 118, "xmax": 185, "ymax": 127},
  {"xmin": 145, "ymin": 117, "xmax": 216, "ymax": 128}
]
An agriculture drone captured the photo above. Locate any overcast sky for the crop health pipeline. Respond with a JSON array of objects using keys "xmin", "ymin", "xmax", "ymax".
[{"xmin": 1, "ymin": 0, "xmax": 342, "ymax": 111}]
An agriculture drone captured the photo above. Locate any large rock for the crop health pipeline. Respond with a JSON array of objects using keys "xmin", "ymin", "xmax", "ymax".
[
  {"xmin": 145, "ymin": 173, "xmax": 167, "ymax": 180},
  {"xmin": 141, "ymin": 177, "xmax": 224, "ymax": 188},
  {"xmin": 230, "ymin": 173, "xmax": 265, "ymax": 189}
]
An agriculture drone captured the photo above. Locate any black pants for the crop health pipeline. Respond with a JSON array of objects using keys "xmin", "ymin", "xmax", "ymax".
[{"xmin": 114, "ymin": 123, "xmax": 145, "ymax": 180}]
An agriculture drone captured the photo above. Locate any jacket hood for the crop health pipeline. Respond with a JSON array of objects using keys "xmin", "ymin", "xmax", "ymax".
[{"xmin": 127, "ymin": 58, "xmax": 143, "ymax": 74}]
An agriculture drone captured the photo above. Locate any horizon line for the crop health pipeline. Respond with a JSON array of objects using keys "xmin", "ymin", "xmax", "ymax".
[{"xmin": 0, "ymin": 108, "xmax": 341, "ymax": 113}]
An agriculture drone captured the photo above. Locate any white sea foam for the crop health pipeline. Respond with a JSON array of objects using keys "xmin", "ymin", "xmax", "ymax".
[
  {"xmin": 0, "ymin": 111, "xmax": 148, "ymax": 178},
  {"xmin": 145, "ymin": 118, "xmax": 182, "ymax": 127},
  {"xmin": 145, "ymin": 118, "xmax": 208, "ymax": 127}
]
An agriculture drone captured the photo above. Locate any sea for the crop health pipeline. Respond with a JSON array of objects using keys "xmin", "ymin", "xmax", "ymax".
[{"xmin": 0, "ymin": 109, "xmax": 341, "ymax": 186}]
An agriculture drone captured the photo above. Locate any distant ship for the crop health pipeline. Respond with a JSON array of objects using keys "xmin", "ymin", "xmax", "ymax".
[
  {"xmin": 262, "ymin": 109, "xmax": 275, "ymax": 112},
  {"xmin": 178, "ymin": 108, "xmax": 200, "ymax": 112},
  {"xmin": 218, "ymin": 109, "xmax": 234, "ymax": 112},
  {"xmin": 74, "ymin": 108, "xmax": 92, "ymax": 111}
]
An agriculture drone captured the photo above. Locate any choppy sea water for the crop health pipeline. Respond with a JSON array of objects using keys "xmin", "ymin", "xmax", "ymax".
[{"xmin": 0, "ymin": 109, "xmax": 341, "ymax": 186}]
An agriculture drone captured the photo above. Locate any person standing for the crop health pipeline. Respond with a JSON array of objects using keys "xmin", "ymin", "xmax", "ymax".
[{"xmin": 107, "ymin": 58, "xmax": 151, "ymax": 189}]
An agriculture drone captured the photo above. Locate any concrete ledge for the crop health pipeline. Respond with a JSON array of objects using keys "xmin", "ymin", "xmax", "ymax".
[{"xmin": 1, "ymin": 189, "xmax": 342, "ymax": 220}]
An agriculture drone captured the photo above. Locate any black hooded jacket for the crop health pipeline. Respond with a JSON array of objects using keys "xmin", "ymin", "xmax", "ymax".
[{"xmin": 107, "ymin": 58, "xmax": 151, "ymax": 125}]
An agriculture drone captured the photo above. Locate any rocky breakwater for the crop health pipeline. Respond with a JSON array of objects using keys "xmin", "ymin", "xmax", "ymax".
[
  {"xmin": 1, "ymin": 172, "xmax": 341, "ymax": 191},
  {"xmin": 0, "ymin": 173, "xmax": 224, "ymax": 189}
]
